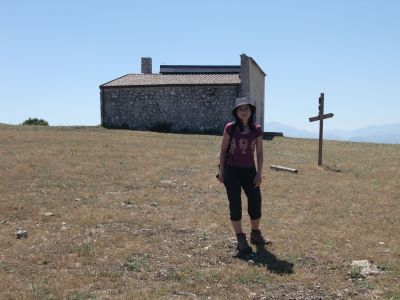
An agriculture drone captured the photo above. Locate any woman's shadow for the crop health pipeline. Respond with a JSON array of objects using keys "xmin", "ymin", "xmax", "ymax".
[{"xmin": 237, "ymin": 245, "xmax": 294, "ymax": 274}]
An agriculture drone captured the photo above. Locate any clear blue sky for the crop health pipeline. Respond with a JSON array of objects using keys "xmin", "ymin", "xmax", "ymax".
[{"xmin": 1, "ymin": 0, "xmax": 399, "ymax": 131}]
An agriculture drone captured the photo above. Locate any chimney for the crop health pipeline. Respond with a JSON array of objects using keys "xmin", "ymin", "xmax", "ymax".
[
  {"xmin": 141, "ymin": 57, "xmax": 152, "ymax": 74},
  {"xmin": 240, "ymin": 53, "xmax": 250, "ymax": 98}
]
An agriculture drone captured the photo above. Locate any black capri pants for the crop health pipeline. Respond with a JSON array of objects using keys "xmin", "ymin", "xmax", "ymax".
[{"xmin": 223, "ymin": 165, "xmax": 262, "ymax": 221}]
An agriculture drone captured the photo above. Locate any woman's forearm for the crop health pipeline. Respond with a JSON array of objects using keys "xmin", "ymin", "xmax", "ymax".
[
  {"xmin": 256, "ymin": 153, "xmax": 264, "ymax": 173},
  {"xmin": 219, "ymin": 152, "xmax": 226, "ymax": 170}
]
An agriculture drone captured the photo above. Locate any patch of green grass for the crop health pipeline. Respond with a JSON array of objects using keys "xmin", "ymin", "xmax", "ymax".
[
  {"xmin": 379, "ymin": 262, "xmax": 396, "ymax": 272},
  {"xmin": 0, "ymin": 261, "xmax": 12, "ymax": 272},
  {"xmin": 348, "ymin": 266, "xmax": 363, "ymax": 279},
  {"xmin": 170, "ymin": 269, "xmax": 190, "ymax": 281},
  {"xmin": 155, "ymin": 286, "xmax": 170, "ymax": 297},
  {"xmin": 108, "ymin": 267, "xmax": 124, "ymax": 278},
  {"xmin": 355, "ymin": 279, "xmax": 374, "ymax": 291},
  {"xmin": 124, "ymin": 256, "xmax": 148, "ymax": 272},
  {"xmin": 72, "ymin": 243, "xmax": 95, "ymax": 257},
  {"xmin": 323, "ymin": 239, "xmax": 334, "ymax": 248}
]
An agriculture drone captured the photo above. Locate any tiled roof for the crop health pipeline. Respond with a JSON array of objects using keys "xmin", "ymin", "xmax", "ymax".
[{"xmin": 100, "ymin": 73, "xmax": 241, "ymax": 88}]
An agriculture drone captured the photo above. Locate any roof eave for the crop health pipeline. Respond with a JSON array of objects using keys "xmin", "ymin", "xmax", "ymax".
[{"xmin": 100, "ymin": 83, "xmax": 241, "ymax": 89}]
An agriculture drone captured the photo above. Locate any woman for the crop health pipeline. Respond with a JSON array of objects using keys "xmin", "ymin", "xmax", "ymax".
[{"xmin": 218, "ymin": 97, "xmax": 269, "ymax": 255}]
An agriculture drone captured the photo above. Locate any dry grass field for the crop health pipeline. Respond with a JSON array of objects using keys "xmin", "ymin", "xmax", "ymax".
[{"xmin": 1, "ymin": 124, "xmax": 399, "ymax": 299}]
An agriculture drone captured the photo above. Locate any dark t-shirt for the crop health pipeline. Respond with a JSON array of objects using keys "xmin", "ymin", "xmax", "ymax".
[{"xmin": 224, "ymin": 122, "xmax": 262, "ymax": 168}]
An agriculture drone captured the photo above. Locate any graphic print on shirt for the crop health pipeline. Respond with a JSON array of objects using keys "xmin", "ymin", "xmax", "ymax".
[
  {"xmin": 239, "ymin": 138, "xmax": 248, "ymax": 154},
  {"xmin": 229, "ymin": 138, "xmax": 237, "ymax": 154}
]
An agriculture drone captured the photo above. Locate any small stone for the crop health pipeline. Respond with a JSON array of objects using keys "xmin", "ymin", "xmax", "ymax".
[
  {"xmin": 350, "ymin": 260, "xmax": 381, "ymax": 277},
  {"xmin": 75, "ymin": 198, "xmax": 81, "ymax": 201},
  {"xmin": 247, "ymin": 260, "xmax": 255, "ymax": 265},
  {"xmin": 183, "ymin": 182, "xmax": 187, "ymax": 186},
  {"xmin": 44, "ymin": 212, "xmax": 54, "ymax": 217},
  {"xmin": 160, "ymin": 180, "xmax": 174, "ymax": 185},
  {"xmin": 16, "ymin": 228, "xmax": 28, "ymax": 239},
  {"xmin": 150, "ymin": 202, "xmax": 158, "ymax": 208},
  {"xmin": 379, "ymin": 241, "xmax": 385, "ymax": 245},
  {"xmin": 0, "ymin": 220, "xmax": 6, "ymax": 224}
]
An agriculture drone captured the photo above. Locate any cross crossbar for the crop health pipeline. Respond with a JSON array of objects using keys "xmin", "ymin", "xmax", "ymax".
[{"xmin": 309, "ymin": 113, "xmax": 334, "ymax": 122}]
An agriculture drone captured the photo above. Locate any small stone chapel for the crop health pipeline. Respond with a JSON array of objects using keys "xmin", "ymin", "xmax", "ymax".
[{"xmin": 99, "ymin": 54, "xmax": 266, "ymax": 133}]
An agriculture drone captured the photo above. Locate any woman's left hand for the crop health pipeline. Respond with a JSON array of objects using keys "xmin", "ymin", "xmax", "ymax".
[{"xmin": 254, "ymin": 172, "xmax": 262, "ymax": 187}]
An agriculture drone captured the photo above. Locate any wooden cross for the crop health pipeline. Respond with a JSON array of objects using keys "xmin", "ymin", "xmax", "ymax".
[{"xmin": 309, "ymin": 93, "xmax": 334, "ymax": 166}]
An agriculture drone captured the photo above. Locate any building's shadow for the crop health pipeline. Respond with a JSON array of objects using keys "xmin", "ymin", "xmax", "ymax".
[
  {"xmin": 263, "ymin": 132, "xmax": 284, "ymax": 140},
  {"xmin": 236, "ymin": 245, "xmax": 294, "ymax": 274}
]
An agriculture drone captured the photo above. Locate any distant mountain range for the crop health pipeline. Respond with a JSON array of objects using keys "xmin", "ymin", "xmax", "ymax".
[{"xmin": 265, "ymin": 122, "xmax": 400, "ymax": 144}]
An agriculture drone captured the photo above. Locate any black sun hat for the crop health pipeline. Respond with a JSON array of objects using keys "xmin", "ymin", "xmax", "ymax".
[{"xmin": 232, "ymin": 97, "xmax": 256, "ymax": 116}]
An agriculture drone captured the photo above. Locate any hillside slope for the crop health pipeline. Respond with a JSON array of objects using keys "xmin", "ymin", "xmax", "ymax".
[{"xmin": 1, "ymin": 125, "xmax": 399, "ymax": 299}]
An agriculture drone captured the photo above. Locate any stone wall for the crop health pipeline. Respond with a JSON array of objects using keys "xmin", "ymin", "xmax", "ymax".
[{"xmin": 101, "ymin": 84, "xmax": 240, "ymax": 133}]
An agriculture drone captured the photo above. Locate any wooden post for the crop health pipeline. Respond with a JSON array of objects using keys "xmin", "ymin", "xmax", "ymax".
[
  {"xmin": 309, "ymin": 93, "xmax": 334, "ymax": 166},
  {"xmin": 270, "ymin": 165, "xmax": 298, "ymax": 173},
  {"xmin": 318, "ymin": 93, "xmax": 324, "ymax": 166}
]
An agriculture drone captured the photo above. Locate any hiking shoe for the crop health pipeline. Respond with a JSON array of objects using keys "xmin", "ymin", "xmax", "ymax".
[
  {"xmin": 236, "ymin": 233, "xmax": 253, "ymax": 254},
  {"xmin": 250, "ymin": 229, "xmax": 271, "ymax": 245}
]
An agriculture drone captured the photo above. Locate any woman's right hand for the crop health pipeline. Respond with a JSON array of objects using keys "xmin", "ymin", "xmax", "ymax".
[{"xmin": 218, "ymin": 171, "xmax": 224, "ymax": 183}]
